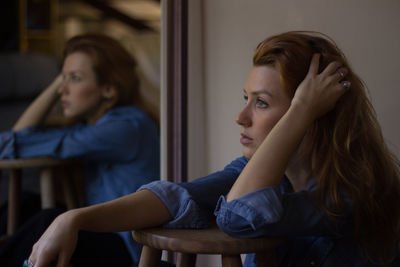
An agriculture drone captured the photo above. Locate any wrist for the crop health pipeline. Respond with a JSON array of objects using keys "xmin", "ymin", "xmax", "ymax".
[
  {"xmin": 60, "ymin": 209, "xmax": 83, "ymax": 231},
  {"xmin": 288, "ymin": 101, "xmax": 317, "ymax": 126},
  {"xmin": 46, "ymin": 75, "xmax": 63, "ymax": 97}
]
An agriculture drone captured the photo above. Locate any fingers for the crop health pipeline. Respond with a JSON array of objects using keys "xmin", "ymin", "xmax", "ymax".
[
  {"xmin": 26, "ymin": 245, "xmax": 37, "ymax": 267},
  {"xmin": 341, "ymin": 80, "xmax": 351, "ymax": 89},
  {"xmin": 333, "ymin": 67, "xmax": 351, "ymax": 91},
  {"xmin": 29, "ymin": 243, "xmax": 51, "ymax": 267},
  {"xmin": 56, "ymin": 252, "xmax": 69, "ymax": 267},
  {"xmin": 321, "ymin": 61, "xmax": 343, "ymax": 78},
  {"xmin": 307, "ymin": 54, "xmax": 321, "ymax": 75},
  {"xmin": 336, "ymin": 68, "xmax": 345, "ymax": 80},
  {"xmin": 23, "ymin": 259, "xmax": 34, "ymax": 267},
  {"xmin": 34, "ymin": 252, "xmax": 48, "ymax": 267},
  {"xmin": 320, "ymin": 60, "xmax": 351, "ymax": 92},
  {"xmin": 308, "ymin": 55, "xmax": 350, "ymax": 89}
]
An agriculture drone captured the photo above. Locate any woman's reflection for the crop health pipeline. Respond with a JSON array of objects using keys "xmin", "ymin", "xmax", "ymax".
[{"xmin": 0, "ymin": 33, "xmax": 160, "ymax": 266}]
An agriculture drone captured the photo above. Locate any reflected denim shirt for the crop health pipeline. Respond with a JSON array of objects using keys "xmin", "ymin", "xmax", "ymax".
[{"xmin": 0, "ymin": 106, "xmax": 160, "ymax": 264}]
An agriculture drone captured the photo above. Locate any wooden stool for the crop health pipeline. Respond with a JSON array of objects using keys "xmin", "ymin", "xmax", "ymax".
[
  {"xmin": 132, "ymin": 224, "xmax": 283, "ymax": 267},
  {"xmin": 0, "ymin": 157, "xmax": 80, "ymax": 235}
]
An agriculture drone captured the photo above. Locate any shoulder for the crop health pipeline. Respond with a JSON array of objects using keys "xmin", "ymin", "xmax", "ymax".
[
  {"xmin": 90, "ymin": 106, "xmax": 158, "ymax": 144},
  {"xmin": 95, "ymin": 106, "xmax": 156, "ymax": 131},
  {"xmin": 99, "ymin": 106, "xmax": 148, "ymax": 120},
  {"xmin": 99, "ymin": 106, "xmax": 156, "ymax": 128}
]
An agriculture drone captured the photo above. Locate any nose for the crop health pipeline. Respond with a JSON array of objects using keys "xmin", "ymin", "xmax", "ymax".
[
  {"xmin": 235, "ymin": 104, "xmax": 252, "ymax": 127},
  {"xmin": 57, "ymin": 79, "xmax": 68, "ymax": 95}
]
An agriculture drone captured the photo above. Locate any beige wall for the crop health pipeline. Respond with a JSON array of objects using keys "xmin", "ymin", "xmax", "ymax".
[
  {"xmin": 189, "ymin": 0, "xmax": 400, "ymax": 175},
  {"xmin": 187, "ymin": 1, "xmax": 400, "ymax": 265}
]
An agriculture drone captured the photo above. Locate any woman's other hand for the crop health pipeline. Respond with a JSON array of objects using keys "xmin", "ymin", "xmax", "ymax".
[
  {"xmin": 29, "ymin": 210, "xmax": 79, "ymax": 267},
  {"xmin": 291, "ymin": 54, "xmax": 350, "ymax": 120}
]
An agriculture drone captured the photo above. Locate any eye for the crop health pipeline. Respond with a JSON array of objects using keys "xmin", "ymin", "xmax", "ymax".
[
  {"xmin": 243, "ymin": 94, "xmax": 248, "ymax": 103},
  {"xmin": 256, "ymin": 98, "xmax": 268, "ymax": 108},
  {"xmin": 71, "ymin": 75, "xmax": 81, "ymax": 82}
]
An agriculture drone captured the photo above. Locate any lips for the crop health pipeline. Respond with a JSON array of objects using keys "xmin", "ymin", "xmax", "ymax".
[
  {"xmin": 240, "ymin": 133, "xmax": 253, "ymax": 145},
  {"xmin": 61, "ymin": 99, "xmax": 69, "ymax": 108}
]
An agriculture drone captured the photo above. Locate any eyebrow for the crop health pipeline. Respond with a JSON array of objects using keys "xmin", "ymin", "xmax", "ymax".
[
  {"xmin": 243, "ymin": 88, "xmax": 274, "ymax": 98},
  {"xmin": 63, "ymin": 70, "xmax": 84, "ymax": 76}
]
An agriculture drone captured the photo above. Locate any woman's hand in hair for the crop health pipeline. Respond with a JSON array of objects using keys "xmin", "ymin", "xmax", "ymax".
[{"xmin": 291, "ymin": 54, "xmax": 348, "ymax": 121}]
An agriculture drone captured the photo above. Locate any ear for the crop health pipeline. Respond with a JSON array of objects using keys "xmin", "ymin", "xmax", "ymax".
[{"xmin": 101, "ymin": 85, "xmax": 118, "ymax": 101}]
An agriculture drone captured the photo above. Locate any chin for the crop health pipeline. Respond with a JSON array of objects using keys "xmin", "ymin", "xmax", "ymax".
[
  {"xmin": 63, "ymin": 111, "xmax": 73, "ymax": 118},
  {"xmin": 63, "ymin": 110, "xmax": 80, "ymax": 120},
  {"xmin": 242, "ymin": 149, "xmax": 254, "ymax": 159}
]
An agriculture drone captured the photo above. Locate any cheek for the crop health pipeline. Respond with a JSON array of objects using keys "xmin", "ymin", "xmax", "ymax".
[
  {"xmin": 79, "ymin": 84, "xmax": 100, "ymax": 98},
  {"xmin": 74, "ymin": 85, "xmax": 102, "ymax": 103},
  {"xmin": 259, "ymin": 112, "xmax": 287, "ymax": 139}
]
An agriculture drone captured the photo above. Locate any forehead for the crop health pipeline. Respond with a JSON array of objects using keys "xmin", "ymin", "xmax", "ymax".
[
  {"xmin": 62, "ymin": 52, "xmax": 94, "ymax": 73},
  {"xmin": 245, "ymin": 66, "xmax": 282, "ymax": 96}
]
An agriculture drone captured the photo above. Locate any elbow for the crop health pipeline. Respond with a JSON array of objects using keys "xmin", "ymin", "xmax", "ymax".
[
  {"xmin": 216, "ymin": 212, "xmax": 261, "ymax": 238},
  {"xmin": 214, "ymin": 197, "xmax": 275, "ymax": 239},
  {"xmin": 214, "ymin": 194, "xmax": 284, "ymax": 238}
]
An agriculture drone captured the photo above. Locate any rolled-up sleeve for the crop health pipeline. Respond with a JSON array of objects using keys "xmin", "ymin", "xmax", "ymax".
[
  {"xmin": 138, "ymin": 181, "xmax": 210, "ymax": 228},
  {"xmin": 138, "ymin": 157, "xmax": 249, "ymax": 229},
  {"xmin": 215, "ymin": 179, "xmax": 342, "ymax": 239},
  {"xmin": 215, "ymin": 186, "xmax": 283, "ymax": 237}
]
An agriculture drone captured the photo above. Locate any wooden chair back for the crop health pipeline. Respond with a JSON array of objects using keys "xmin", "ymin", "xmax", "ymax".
[{"xmin": 0, "ymin": 157, "xmax": 81, "ymax": 236}]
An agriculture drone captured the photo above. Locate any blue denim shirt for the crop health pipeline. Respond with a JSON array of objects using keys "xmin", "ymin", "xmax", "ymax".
[
  {"xmin": 0, "ymin": 106, "xmax": 160, "ymax": 264},
  {"xmin": 139, "ymin": 157, "xmax": 399, "ymax": 267}
]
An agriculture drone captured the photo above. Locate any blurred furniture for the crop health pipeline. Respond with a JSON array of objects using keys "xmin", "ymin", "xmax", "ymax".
[
  {"xmin": 132, "ymin": 224, "xmax": 283, "ymax": 267},
  {"xmin": 0, "ymin": 157, "xmax": 81, "ymax": 236},
  {"xmin": 18, "ymin": 0, "xmax": 59, "ymax": 55},
  {"xmin": 0, "ymin": 52, "xmax": 60, "ymax": 132}
]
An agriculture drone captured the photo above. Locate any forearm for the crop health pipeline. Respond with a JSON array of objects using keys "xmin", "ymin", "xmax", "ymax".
[
  {"xmin": 65, "ymin": 190, "xmax": 173, "ymax": 233},
  {"xmin": 30, "ymin": 189, "xmax": 173, "ymax": 267},
  {"xmin": 13, "ymin": 74, "xmax": 62, "ymax": 131},
  {"xmin": 227, "ymin": 104, "xmax": 313, "ymax": 201}
]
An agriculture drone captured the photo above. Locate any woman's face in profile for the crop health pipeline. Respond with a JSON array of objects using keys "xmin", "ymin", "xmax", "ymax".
[
  {"xmin": 58, "ymin": 52, "xmax": 108, "ymax": 121},
  {"xmin": 236, "ymin": 66, "xmax": 291, "ymax": 159}
]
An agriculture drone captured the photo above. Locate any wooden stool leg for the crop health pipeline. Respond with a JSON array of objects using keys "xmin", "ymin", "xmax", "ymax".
[
  {"xmin": 177, "ymin": 252, "xmax": 196, "ymax": 267},
  {"xmin": 58, "ymin": 167, "xmax": 78, "ymax": 209},
  {"xmin": 40, "ymin": 167, "xmax": 56, "ymax": 209},
  {"xmin": 7, "ymin": 169, "xmax": 21, "ymax": 235},
  {"xmin": 221, "ymin": 254, "xmax": 242, "ymax": 267},
  {"xmin": 139, "ymin": 245, "xmax": 162, "ymax": 267},
  {"xmin": 72, "ymin": 165, "xmax": 85, "ymax": 207}
]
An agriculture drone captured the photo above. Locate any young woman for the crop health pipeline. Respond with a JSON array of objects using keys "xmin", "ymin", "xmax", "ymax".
[
  {"xmin": 26, "ymin": 31, "xmax": 400, "ymax": 267},
  {"xmin": 0, "ymin": 34, "xmax": 159, "ymax": 266}
]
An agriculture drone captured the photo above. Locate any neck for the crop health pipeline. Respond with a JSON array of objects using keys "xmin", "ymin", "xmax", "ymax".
[{"xmin": 87, "ymin": 102, "xmax": 114, "ymax": 124}]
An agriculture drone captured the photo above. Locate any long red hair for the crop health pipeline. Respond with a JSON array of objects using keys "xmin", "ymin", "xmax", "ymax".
[{"xmin": 253, "ymin": 31, "xmax": 400, "ymax": 263}]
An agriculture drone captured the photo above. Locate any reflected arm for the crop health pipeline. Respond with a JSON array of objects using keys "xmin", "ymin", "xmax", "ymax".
[{"xmin": 12, "ymin": 75, "xmax": 63, "ymax": 131}]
